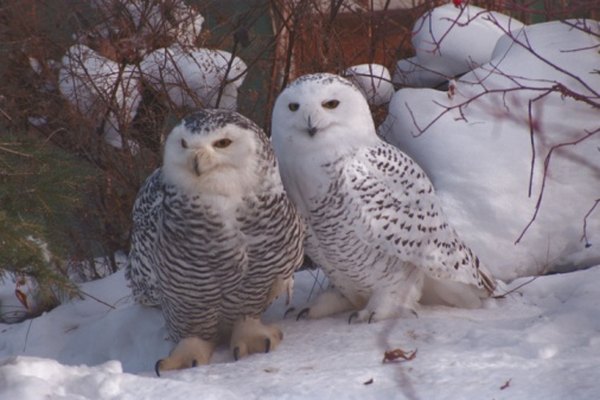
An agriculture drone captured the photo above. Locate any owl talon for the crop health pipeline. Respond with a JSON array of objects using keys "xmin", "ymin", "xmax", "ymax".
[
  {"xmin": 155, "ymin": 337, "xmax": 214, "ymax": 376},
  {"xmin": 154, "ymin": 359, "xmax": 163, "ymax": 377},
  {"xmin": 368, "ymin": 312, "xmax": 376, "ymax": 324},
  {"xmin": 296, "ymin": 308, "xmax": 310, "ymax": 320},
  {"xmin": 348, "ymin": 311, "xmax": 359, "ymax": 324},
  {"xmin": 367, "ymin": 311, "xmax": 375, "ymax": 324},
  {"xmin": 284, "ymin": 306, "xmax": 296, "ymax": 319},
  {"xmin": 230, "ymin": 317, "xmax": 283, "ymax": 360}
]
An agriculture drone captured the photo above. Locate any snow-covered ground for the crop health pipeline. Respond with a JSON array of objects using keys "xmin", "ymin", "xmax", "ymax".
[{"xmin": 2, "ymin": 266, "xmax": 600, "ymax": 399}]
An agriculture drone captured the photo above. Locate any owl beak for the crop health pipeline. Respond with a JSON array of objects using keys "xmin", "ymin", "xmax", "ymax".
[
  {"xmin": 193, "ymin": 155, "xmax": 201, "ymax": 176},
  {"xmin": 307, "ymin": 115, "xmax": 317, "ymax": 137}
]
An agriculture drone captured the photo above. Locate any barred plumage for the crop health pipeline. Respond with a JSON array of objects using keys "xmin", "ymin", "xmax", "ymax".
[
  {"xmin": 271, "ymin": 73, "xmax": 495, "ymax": 323},
  {"xmin": 126, "ymin": 109, "xmax": 304, "ymax": 373}
]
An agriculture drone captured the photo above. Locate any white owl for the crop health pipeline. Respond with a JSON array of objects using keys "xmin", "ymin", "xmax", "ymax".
[
  {"xmin": 127, "ymin": 109, "xmax": 304, "ymax": 375},
  {"xmin": 271, "ymin": 73, "xmax": 496, "ymax": 323}
]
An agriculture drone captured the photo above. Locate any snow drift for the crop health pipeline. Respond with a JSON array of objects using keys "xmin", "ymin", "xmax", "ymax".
[{"xmin": 381, "ymin": 19, "xmax": 600, "ymax": 280}]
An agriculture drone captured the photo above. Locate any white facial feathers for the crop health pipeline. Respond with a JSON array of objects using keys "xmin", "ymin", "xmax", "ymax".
[
  {"xmin": 271, "ymin": 73, "xmax": 380, "ymax": 163},
  {"xmin": 162, "ymin": 110, "xmax": 261, "ymax": 197}
]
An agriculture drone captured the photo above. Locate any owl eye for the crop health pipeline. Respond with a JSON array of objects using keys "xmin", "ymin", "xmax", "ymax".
[
  {"xmin": 213, "ymin": 138, "xmax": 232, "ymax": 148},
  {"xmin": 181, "ymin": 138, "xmax": 188, "ymax": 149},
  {"xmin": 288, "ymin": 103, "xmax": 299, "ymax": 111},
  {"xmin": 322, "ymin": 100, "xmax": 340, "ymax": 109}
]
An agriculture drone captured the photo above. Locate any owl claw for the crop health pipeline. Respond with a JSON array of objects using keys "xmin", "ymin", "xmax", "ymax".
[
  {"xmin": 348, "ymin": 311, "xmax": 359, "ymax": 324},
  {"xmin": 368, "ymin": 312, "xmax": 376, "ymax": 324},
  {"xmin": 154, "ymin": 359, "xmax": 163, "ymax": 377},
  {"xmin": 155, "ymin": 337, "xmax": 214, "ymax": 376},
  {"xmin": 348, "ymin": 310, "xmax": 376, "ymax": 324},
  {"xmin": 296, "ymin": 308, "xmax": 310, "ymax": 320},
  {"xmin": 284, "ymin": 306, "xmax": 296, "ymax": 319},
  {"xmin": 230, "ymin": 317, "xmax": 282, "ymax": 360}
]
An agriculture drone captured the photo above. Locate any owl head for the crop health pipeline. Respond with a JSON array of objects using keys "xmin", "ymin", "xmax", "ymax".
[
  {"xmin": 271, "ymin": 73, "xmax": 379, "ymax": 162},
  {"xmin": 163, "ymin": 109, "xmax": 274, "ymax": 197}
]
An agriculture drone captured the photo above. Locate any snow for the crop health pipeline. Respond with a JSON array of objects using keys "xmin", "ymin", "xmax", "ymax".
[
  {"xmin": 140, "ymin": 45, "xmax": 247, "ymax": 110},
  {"xmin": 2, "ymin": 266, "xmax": 600, "ymax": 399},
  {"xmin": 3, "ymin": 5, "xmax": 600, "ymax": 399},
  {"xmin": 393, "ymin": 4, "xmax": 525, "ymax": 87},
  {"xmin": 344, "ymin": 64, "xmax": 395, "ymax": 106},
  {"xmin": 381, "ymin": 18, "xmax": 600, "ymax": 280},
  {"xmin": 58, "ymin": 44, "xmax": 142, "ymax": 151}
]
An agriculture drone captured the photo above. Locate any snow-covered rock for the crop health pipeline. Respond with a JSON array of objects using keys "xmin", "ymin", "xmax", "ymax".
[
  {"xmin": 140, "ymin": 45, "xmax": 247, "ymax": 110},
  {"xmin": 381, "ymin": 19, "xmax": 600, "ymax": 280},
  {"xmin": 343, "ymin": 64, "xmax": 395, "ymax": 106},
  {"xmin": 394, "ymin": 4, "xmax": 524, "ymax": 87},
  {"xmin": 58, "ymin": 44, "xmax": 141, "ymax": 151}
]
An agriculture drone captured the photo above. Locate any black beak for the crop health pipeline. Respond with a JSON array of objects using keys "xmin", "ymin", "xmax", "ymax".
[
  {"xmin": 193, "ymin": 155, "xmax": 201, "ymax": 176},
  {"xmin": 307, "ymin": 115, "xmax": 317, "ymax": 137}
]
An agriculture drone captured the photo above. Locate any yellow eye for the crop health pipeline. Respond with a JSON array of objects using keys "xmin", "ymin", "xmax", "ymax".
[
  {"xmin": 181, "ymin": 138, "xmax": 188, "ymax": 149},
  {"xmin": 322, "ymin": 100, "xmax": 340, "ymax": 109},
  {"xmin": 288, "ymin": 103, "xmax": 299, "ymax": 111},
  {"xmin": 213, "ymin": 138, "xmax": 232, "ymax": 148}
]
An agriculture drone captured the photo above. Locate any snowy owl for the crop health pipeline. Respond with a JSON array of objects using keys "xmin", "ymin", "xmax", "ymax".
[
  {"xmin": 126, "ymin": 109, "xmax": 304, "ymax": 374},
  {"xmin": 271, "ymin": 73, "xmax": 496, "ymax": 323}
]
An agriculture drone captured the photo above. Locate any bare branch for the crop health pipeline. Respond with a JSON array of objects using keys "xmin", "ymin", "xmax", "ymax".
[
  {"xmin": 515, "ymin": 128, "xmax": 599, "ymax": 244},
  {"xmin": 581, "ymin": 199, "xmax": 600, "ymax": 247}
]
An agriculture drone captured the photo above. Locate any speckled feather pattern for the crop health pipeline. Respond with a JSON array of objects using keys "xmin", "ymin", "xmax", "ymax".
[{"xmin": 305, "ymin": 143, "xmax": 495, "ymax": 301}]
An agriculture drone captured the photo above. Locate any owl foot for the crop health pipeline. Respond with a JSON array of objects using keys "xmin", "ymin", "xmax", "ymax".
[
  {"xmin": 295, "ymin": 289, "xmax": 356, "ymax": 319},
  {"xmin": 155, "ymin": 337, "xmax": 215, "ymax": 376},
  {"xmin": 296, "ymin": 307, "xmax": 310, "ymax": 320},
  {"xmin": 348, "ymin": 310, "xmax": 376, "ymax": 324},
  {"xmin": 348, "ymin": 306, "xmax": 418, "ymax": 325},
  {"xmin": 283, "ymin": 306, "xmax": 310, "ymax": 320},
  {"xmin": 283, "ymin": 306, "xmax": 297, "ymax": 319},
  {"xmin": 230, "ymin": 317, "xmax": 283, "ymax": 361}
]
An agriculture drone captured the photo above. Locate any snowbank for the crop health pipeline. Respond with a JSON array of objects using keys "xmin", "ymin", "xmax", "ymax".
[
  {"xmin": 1, "ymin": 265, "xmax": 600, "ymax": 399},
  {"xmin": 393, "ymin": 4, "xmax": 525, "ymax": 87},
  {"xmin": 344, "ymin": 64, "xmax": 395, "ymax": 106},
  {"xmin": 140, "ymin": 46, "xmax": 247, "ymax": 110},
  {"xmin": 58, "ymin": 44, "xmax": 142, "ymax": 150},
  {"xmin": 381, "ymin": 19, "xmax": 600, "ymax": 280}
]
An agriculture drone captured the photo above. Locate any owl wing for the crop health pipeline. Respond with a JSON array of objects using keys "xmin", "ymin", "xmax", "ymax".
[
  {"xmin": 126, "ymin": 168, "xmax": 164, "ymax": 306},
  {"xmin": 342, "ymin": 142, "xmax": 495, "ymax": 293},
  {"xmin": 236, "ymin": 177, "xmax": 305, "ymax": 310}
]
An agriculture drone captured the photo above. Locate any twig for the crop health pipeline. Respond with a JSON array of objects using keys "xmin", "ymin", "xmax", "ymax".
[
  {"xmin": 515, "ymin": 128, "xmax": 599, "ymax": 244},
  {"xmin": 23, "ymin": 318, "xmax": 34, "ymax": 352},
  {"xmin": 0, "ymin": 145, "xmax": 33, "ymax": 158},
  {"xmin": 493, "ymin": 276, "xmax": 538, "ymax": 299},
  {"xmin": 581, "ymin": 199, "xmax": 600, "ymax": 247},
  {"xmin": 77, "ymin": 289, "xmax": 116, "ymax": 310}
]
